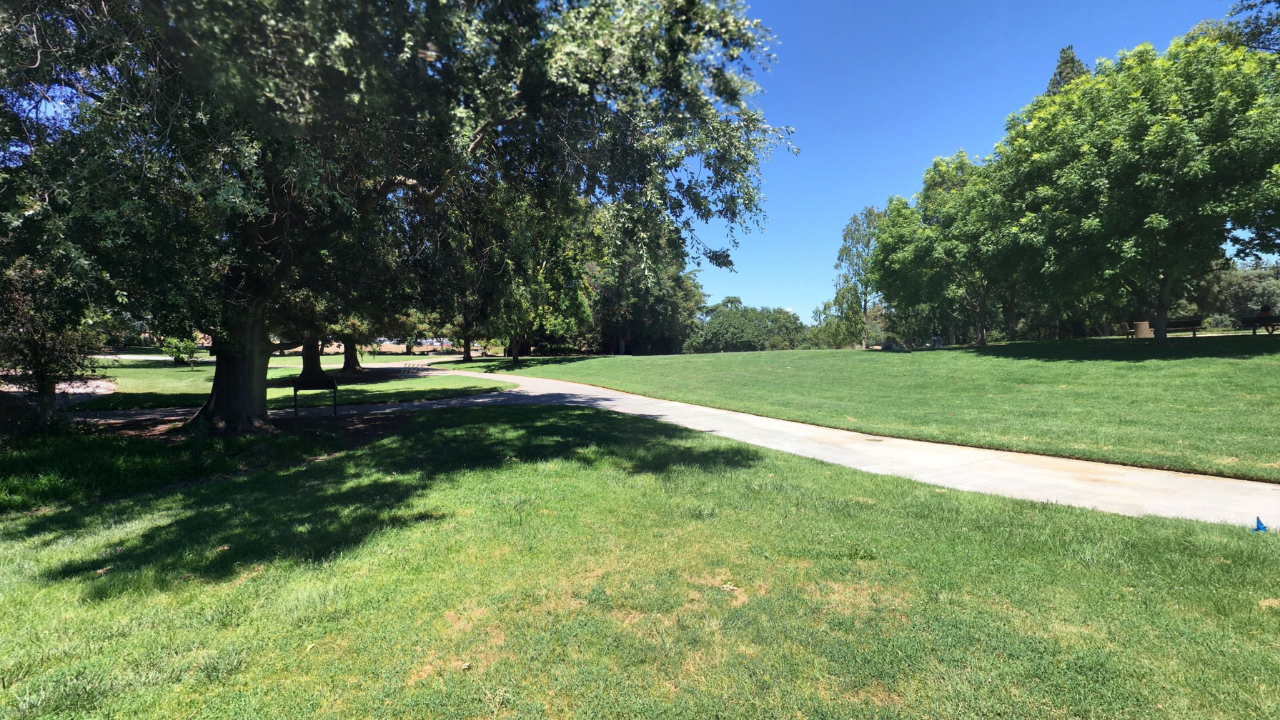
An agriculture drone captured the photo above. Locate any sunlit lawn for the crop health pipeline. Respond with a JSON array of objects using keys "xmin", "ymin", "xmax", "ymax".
[
  {"xmin": 74, "ymin": 361, "xmax": 515, "ymax": 412},
  {"xmin": 436, "ymin": 336, "xmax": 1280, "ymax": 482},
  {"xmin": 1, "ymin": 406, "xmax": 1278, "ymax": 718}
]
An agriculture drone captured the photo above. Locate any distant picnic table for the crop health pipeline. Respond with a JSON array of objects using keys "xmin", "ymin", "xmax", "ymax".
[
  {"xmin": 1164, "ymin": 318, "xmax": 1204, "ymax": 337},
  {"xmin": 1241, "ymin": 316, "xmax": 1278, "ymax": 335}
]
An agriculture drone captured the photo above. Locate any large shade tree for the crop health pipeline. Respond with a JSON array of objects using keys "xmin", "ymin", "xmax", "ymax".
[
  {"xmin": 3, "ymin": 0, "xmax": 790, "ymax": 431},
  {"xmin": 1001, "ymin": 37, "xmax": 1280, "ymax": 343},
  {"xmin": 870, "ymin": 152, "xmax": 1017, "ymax": 346}
]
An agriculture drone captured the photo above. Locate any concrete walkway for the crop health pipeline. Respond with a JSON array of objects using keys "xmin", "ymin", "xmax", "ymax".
[{"xmin": 72, "ymin": 364, "xmax": 1280, "ymax": 528}]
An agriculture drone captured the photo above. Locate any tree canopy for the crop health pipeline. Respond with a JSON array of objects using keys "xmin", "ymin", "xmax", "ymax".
[
  {"xmin": 861, "ymin": 35, "xmax": 1280, "ymax": 346},
  {"xmin": 1, "ymin": 0, "xmax": 791, "ymax": 430}
]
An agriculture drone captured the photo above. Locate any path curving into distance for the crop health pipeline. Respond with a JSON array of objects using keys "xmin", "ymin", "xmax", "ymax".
[{"xmin": 72, "ymin": 361, "xmax": 1280, "ymax": 528}]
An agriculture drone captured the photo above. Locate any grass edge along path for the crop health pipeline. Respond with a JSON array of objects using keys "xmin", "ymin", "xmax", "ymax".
[
  {"xmin": 432, "ymin": 337, "xmax": 1280, "ymax": 484},
  {"xmin": 1, "ymin": 405, "xmax": 1278, "ymax": 718}
]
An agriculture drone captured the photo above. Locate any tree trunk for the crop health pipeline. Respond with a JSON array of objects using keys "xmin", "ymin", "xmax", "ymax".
[
  {"xmin": 618, "ymin": 337, "xmax": 626, "ymax": 355},
  {"xmin": 33, "ymin": 373, "xmax": 58, "ymax": 429},
  {"xmin": 190, "ymin": 300, "xmax": 273, "ymax": 433},
  {"xmin": 298, "ymin": 333, "xmax": 329, "ymax": 382},
  {"xmin": 973, "ymin": 288, "xmax": 990, "ymax": 347},
  {"xmin": 462, "ymin": 330, "xmax": 473, "ymax": 362},
  {"xmin": 860, "ymin": 299, "xmax": 869, "ymax": 350},
  {"xmin": 1154, "ymin": 274, "xmax": 1176, "ymax": 346},
  {"xmin": 1004, "ymin": 284, "xmax": 1018, "ymax": 340},
  {"xmin": 509, "ymin": 336, "xmax": 522, "ymax": 364},
  {"xmin": 341, "ymin": 336, "xmax": 363, "ymax": 372}
]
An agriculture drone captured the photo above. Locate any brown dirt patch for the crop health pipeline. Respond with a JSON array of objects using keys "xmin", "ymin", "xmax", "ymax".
[
  {"xmin": 407, "ymin": 621, "xmax": 511, "ymax": 686},
  {"xmin": 806, "ymin": 581, "xmax": 908, "ymax": 616},
  {"xmin": 817, "ymin": 681, "xmax": 905, "ymax": 707},
  {"xmin": 443, "ymin": 607, "xmax": 489, "ymax": 634},
  {"xmin": 689, "ymin": 571, "xmax": 752, "ymax": 607},
  {"xmin": 848, "ymin": 683, "xmax": 905, "ymax": 707},
  {"xmin": 1260, "ymin": 598, "xmax": 1280, "ymax": 609}
]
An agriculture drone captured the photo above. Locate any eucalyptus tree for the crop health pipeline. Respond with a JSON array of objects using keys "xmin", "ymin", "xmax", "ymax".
[{"xmin": 1001, "ymin": 37, "xmax": 1280, "ymax": 343}]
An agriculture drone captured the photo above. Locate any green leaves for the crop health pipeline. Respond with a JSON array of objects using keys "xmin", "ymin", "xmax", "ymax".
[{"xmin": 1002, "ymin": 36, "xmax": 1280, "ymax": 335}]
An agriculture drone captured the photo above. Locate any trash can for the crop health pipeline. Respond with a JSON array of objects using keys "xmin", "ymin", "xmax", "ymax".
[{"xmin": 1134, "ymin": 321, "xmax": 1154, "ymax": 338}]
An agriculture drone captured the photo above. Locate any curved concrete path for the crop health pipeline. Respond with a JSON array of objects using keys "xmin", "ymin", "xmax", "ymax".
[{"xmin": 73, "ymin": 364, "xmax": 1280, "ymax": 528}]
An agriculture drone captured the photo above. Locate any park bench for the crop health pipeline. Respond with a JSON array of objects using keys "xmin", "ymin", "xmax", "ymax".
[
  {"xmin": 1240, "ymin": 316, "xmax": 1279, "ymax": 335},
  {"xmin": 292, "ymin": 375, "xmax": 338, "ymax": 417},
  {"xmin": 1164, "ymin": 318, "xmax": 1204, "ymax": 337},
  {"xmin": 1118, "ymin": 322, "xmax": 1136, "ymax": 338}
]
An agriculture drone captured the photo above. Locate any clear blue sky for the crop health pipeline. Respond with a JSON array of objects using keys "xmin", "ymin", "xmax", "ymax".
[{"xmin": 697, "ymin": 0, "xmax": 1231, "ymax": 318}]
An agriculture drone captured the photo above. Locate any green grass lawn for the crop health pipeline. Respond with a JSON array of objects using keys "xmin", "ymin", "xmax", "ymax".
[
  {"xmin": 436, "ymin": 336, "xmax": 1280, "ymax": 483},
  {"xmin": 74, "ymin": 361, "xmax": 515, "ymax": 412},
  {"xmin": 1, "ymin": 407, "xmax": 1277, "ymax": 718}
]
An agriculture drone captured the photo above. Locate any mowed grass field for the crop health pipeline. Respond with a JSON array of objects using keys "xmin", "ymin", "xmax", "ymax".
[
  {"xmin": 75, "ymin": 361, "xmax": 514, "ymax": 412},
  {"xmin": 437, "ymin": 336, "xmax": 1280, "ymax": 482},
  {"xmin": 1, "ymin": 406, "xmax": 1278, "ymax": 718}
]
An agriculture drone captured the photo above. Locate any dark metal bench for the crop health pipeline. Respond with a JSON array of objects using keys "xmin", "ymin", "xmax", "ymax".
[
  {"xmin": 1165, "ymin": 318, "xmax": 1204, "ymax": 337},
  {"xmin": 292, "ymin": 376, "xmax": 338, "ymax": 417},
  {"xmin": 1241, "ymin": 316, "xmax": 1279, "ymax": 335}
]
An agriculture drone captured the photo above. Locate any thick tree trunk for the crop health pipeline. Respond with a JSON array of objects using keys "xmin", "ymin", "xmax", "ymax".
[
  {"xmin": 1153, "ymin": 274, "xmax": 1176, "ymax": 346},
  {"xmin": 509, "ymin": 336, "xmax": 522, "ymax": 364},
  {"xmin": 462, "ymin": 332, "xmax": 473, "ymax": 362},
  {"xmin": 190, "ymin": 300, "xmax": 273, "ymax": 433},
  {"xmin": 298, "ymin": 334, "xmax": 328, "ymax": 382},
  {"xmin": 33, "ymin": 374, "xmax": 58, "ymax": 429},
  {"xmin": 341, "ymin": 337, "xmax": 363, "ymax": 372}
]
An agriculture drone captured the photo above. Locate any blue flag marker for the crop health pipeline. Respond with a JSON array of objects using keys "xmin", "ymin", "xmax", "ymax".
[{"xmin": 1255, "ymin": 517, "xmax": 1269, "ymax": 533}]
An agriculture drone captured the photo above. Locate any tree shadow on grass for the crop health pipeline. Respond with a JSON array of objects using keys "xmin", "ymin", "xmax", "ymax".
[
  {"xmin": 7, "ymin": 405, "xmax": 763, "ymax": 599},
  {"xmin": 961, "ymin": 335, "xmax": 1280, "ymax": 363},
  {"xmin": 442, "ymin": 356, "xmax": 600, "ymax": 373}
]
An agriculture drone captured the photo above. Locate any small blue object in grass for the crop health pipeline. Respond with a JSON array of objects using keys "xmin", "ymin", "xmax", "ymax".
[{"xmin": 1255, "ymin": 517, "xmax": 1268, "ymax": 533}]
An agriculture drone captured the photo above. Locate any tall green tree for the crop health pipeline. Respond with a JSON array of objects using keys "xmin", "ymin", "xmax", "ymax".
[
  {"xmin": 1046, "ymin": 45, "xmax": 1090, "ymax": 95},
  {"xmin": 870, "ymin": 153, "xmax": 1015, "ymax": 346},
  {"xmin": 1001, "ymin": 37, "xmax": 1280, "ymax": 343},
  {"xmin": 833, "ymin": 206, "xmax": 885, "ymax": 349}
]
